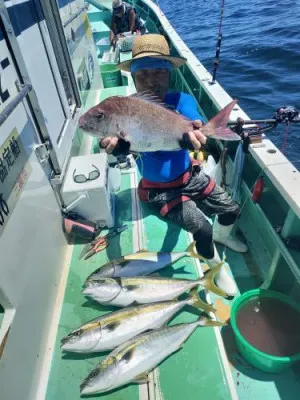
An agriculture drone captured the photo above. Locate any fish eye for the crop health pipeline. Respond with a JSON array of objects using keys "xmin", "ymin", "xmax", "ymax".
[
  {"xmin": 73, "ymin": 330, "xmax": 82, "ymax": 337},
  {"xmin": 89, "ymin": 370, "xmax": 98, "ymax": 379}
]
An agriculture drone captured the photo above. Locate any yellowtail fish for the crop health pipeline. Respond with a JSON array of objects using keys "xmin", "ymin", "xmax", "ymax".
[
  {"xmin": 82, "ymin": 262, "xmax": 228, "ymax": 307},
  {"xmin": 61, "ymin": 289, "xmax": 214, "ymax": 353},
  {"xmin": 80, "ymin": 316, "xmax": 225, "ymax": 394},
  {"xmin": 85, "ymin": 242, "xmax": 201, "ymax": 281},
  {"xmin": 79, "ymin": 94, "xmax": 240, "ymax": 152}
]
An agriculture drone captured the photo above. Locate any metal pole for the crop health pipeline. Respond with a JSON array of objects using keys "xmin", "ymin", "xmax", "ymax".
[
  {"xmin": 63, "ymin": 4, "xmax": 89, "ymax": 28},
  {"xmin": 0, "ymin": 83, "xmax": 32, "ymax": 126},
  {"xmin": 228, "ymin": 119, "xmax": 300, "ymax": 126}
]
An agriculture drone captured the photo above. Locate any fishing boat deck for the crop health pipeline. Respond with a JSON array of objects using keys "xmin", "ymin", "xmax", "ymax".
[
  {"xmin": 43, "ymin": 144, "xmax": 300, "ymax": 399},
  {"xmin": 45, "ymin": 157, "xmax": 235, "ymax": 400},
  {"xmin": 42, "ymin": 2, "xmax": 300, "ymax": 399}
]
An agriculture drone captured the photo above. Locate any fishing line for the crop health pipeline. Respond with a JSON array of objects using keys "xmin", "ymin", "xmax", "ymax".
[{"xmin": 281, "ymin": 123, "xmax": 290, "ymax": 153}]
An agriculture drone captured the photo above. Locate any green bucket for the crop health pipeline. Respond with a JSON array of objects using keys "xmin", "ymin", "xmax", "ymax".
[
  {"xmin": 231, "ymin": 289, "xmax": 300, "ymax": 373},
  {"xmin": 100, "ymin": 63, "xmax": 122, "ymax": 88}
]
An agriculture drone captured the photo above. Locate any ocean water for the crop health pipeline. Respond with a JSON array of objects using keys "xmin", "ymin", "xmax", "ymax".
[{"xmin": 159, "ymin": 0, "xmax": 300, "ymax": 167}]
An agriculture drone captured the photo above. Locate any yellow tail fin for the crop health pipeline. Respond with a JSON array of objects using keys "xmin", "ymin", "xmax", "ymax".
[
  {"xmin": 188, "ymin": 288, "xmax": 216, "ymax": 315},
  {"xmin": 199, "ymin": 262, "xmax": 229, "ymax": 298},
  {"xmin": 197, "ymin": 316, "xmax": 226, "ymax": 328},
  {"xmin": 186, "ymin": 242, "xmax": 205, "ymax": 259}
]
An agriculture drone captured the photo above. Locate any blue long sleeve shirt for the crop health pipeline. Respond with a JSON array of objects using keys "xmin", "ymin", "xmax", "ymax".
[{"xmin": 136, "ymin": 92, "xmax": 204, "ymax": 183}]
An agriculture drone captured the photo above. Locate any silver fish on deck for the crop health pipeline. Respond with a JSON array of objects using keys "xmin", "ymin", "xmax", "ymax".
[
  {"xmin": 82, "ymin": 262, "xmax": 228, "ymax": 307},
  {"xmin": 85, "ymin": 242, "xmax": 200, "ymax": 281},
  {"xmin": 78, "ymin": 94, "xmax": 240, "ymax": 152},
  {"xmin": 61, "ymin": 289, "xmax": 214, "ymax": 353},
  {"xmin": 80, "ymin": 316, "xmax": 225, "ymax": 395}
]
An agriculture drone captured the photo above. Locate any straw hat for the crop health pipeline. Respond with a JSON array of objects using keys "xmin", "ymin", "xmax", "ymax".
[{"xmin": 118, "ymin": 34, "xmax": 187, "ymax": 72}]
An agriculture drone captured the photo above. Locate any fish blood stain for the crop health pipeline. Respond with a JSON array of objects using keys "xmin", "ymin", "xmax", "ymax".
[{"xmin": 236, "ymin": 296, "xmax": 300, "ymax": 357}]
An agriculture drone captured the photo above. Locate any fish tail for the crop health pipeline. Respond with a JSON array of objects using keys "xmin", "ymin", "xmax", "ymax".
[
  {"xmin": 198, "ymin": 262, "xmax": 229, "ymax": 298},
  {"xmin": 202, "ymin": 100, "xmax": 240, "ymax": 141},
  {"xmin": 185, "ymin": 242, "xmax": 204, "ymax": 259},
  {"xmin": 196, "ymin": 316, "xmax": 226, "ymax": 328},
  {"xmin": 187, "ymin": 288, "xmax": 216, "ymax": 314}
]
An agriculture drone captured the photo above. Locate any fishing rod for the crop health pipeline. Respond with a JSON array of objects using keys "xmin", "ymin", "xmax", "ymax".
[{"xmin": 210, "ymin": 0, "xmax": 225, "ymax": 84}]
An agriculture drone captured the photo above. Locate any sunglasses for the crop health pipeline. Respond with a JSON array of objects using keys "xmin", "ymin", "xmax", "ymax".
[{"xmin": 73, "ymin": 164, "xmax": 100, "ymax": 184}]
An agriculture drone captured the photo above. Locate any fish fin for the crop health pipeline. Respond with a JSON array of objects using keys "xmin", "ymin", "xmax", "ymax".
[
  {"xmin": 199, "ymin": 262, "xmax": 229, "ymax": 298},
  {"xmin": 130, "ymin": 92, "xmax": 166, "ymax": 107},
  {"xmin": 132, "ymin": 372, "xmax": 149, "ymax": 384},
  {"xmin": 188, "ymin": 288, "xmax": 216, "ymax": 314},
  {"xmin": 185, "ymin": 242, "xmax": 203, "ymax": 259},
  {"xmin": 124, "ymin": 285, "xmax": 140, "ymax": 291},
  {"xmin": 122, "ymin": 348, "xmax": 135, "ymax": 363},
  {"xmin": 105, "ymin": 321, "xmax": 121, "ymax": 331},
  {"xmin": 196, "ymin": 316, "xmax": 226, "ymax": 328},
  {"xmin": 124, "ymin": 252, "xmax": 148, "ymax": 260},
  {"xmin": 201, "ymin": 100, "xmax": 240, "ymax": 141},
  {"xmin": 129, "ymin": 301, "xmax": 140, "ymax": 306},
  {"xmin": 114, "ymin": 277, "xmax": 123, "ymax": 286}
]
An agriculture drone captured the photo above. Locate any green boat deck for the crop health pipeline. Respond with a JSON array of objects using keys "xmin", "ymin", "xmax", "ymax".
[
  {"xmin": 45, "ymin": 142, "xmax": 300, "ymax": 398},
  {"xmin": 46, "ymin": 161, "xmax": 234, "ymax": 400},
  {"xmin": 45, "ymin": 171, "xmax": 300, "ymax": 398},
  {"xmin": 44, "ymin": 2, "xmax": 300, "ymax": 399}
]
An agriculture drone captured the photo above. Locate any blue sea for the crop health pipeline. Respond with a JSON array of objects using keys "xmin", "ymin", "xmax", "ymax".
[{"xmin": 159, "ymin": 0, "xmax": 300, "ymax": 167}]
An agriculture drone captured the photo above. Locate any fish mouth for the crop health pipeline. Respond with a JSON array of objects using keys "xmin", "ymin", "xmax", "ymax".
[
  {"xmin": 61, "ymin": 331, "xmax": 99, "ymax": 353},
  {"xmin": 60, "ymin": 336, "xmax": 70, "ymax": 349},
  {"xmin": 78, "ymin": 121, "xmax": 94, "ymax": 133},
  {"xmin": 80, "ymin": 365, "xmax": 116, "ymax": 395},
  {"xmin": 80, "ymin": 381, "xmax": 102, "ymax": 395},
  {"xmin": 79, "ymin": 116, "xmax": 88, "ymax": 129},
  {"xmin": 78, "ymin": 116, "xmax": 97, "ymax": 133},
  {"xmin": 80, "ymin": 380, "xmax": 94, "ymax": 395},
  {"xmin": 60, "ymin": 330, "xmax": 81, "ymax": 351},
  {"xmin": 82, "ymin": 287, "xmax": 94, "ymax": 297}
]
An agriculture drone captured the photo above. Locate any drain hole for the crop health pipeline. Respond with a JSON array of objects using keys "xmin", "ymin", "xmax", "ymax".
[{"xmin": 267, "ymin": 149, "xmax": 277, "ymax": 154}]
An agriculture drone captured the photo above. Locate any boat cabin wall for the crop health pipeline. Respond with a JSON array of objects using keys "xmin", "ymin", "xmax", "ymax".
[{"xmin": 0, "ymin": 1, "xmax": 102, "ymax": 399}]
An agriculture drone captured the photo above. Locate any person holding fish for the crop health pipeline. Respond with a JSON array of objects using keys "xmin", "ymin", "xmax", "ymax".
[{"xmin": 79, "ymin": 34, "xmax": 248, "ymax": 298}]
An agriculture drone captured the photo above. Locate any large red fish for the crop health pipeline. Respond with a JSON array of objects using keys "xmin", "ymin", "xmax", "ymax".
[{"xmin": 79, "ymin": 94, "xmax": 240, "ymax": 152}]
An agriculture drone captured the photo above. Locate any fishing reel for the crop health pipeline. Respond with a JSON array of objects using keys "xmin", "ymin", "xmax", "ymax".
[{"xmin": 274, "ymin": 106, "xmax": 300, "ymax": 124}]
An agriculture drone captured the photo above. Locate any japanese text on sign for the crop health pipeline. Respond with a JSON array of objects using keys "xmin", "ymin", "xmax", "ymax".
[{"xmin": 0, "ymin": 128, "xmax": 31, "ymax": 236}]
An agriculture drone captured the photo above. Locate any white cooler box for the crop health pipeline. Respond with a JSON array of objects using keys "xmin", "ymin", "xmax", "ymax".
[{"xmin": 61, "ymin": 153, "xmax": 117, "ymax": 228}]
